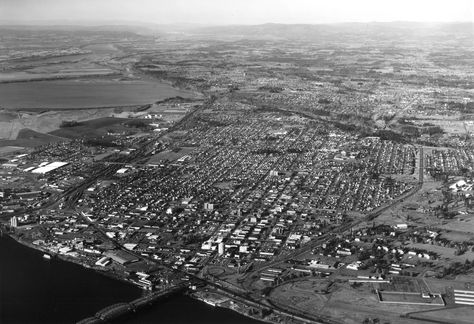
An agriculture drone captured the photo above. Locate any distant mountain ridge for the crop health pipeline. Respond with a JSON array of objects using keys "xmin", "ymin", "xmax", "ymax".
[
  {"xmin": 0, "ymin": 21, "xmax": 472, "ymax": 39},
  {"xmin": 179, "ymin": 22, "xmax": 473, "ymax": 40}
]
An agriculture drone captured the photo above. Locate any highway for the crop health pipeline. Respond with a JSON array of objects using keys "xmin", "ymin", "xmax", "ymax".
[{"xmin": 383, "ymin": 95, "xmax": 421, "ymax": 130}]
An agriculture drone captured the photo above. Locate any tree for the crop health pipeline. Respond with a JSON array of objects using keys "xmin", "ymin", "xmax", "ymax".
[{"xmin": 60, "ymin": 120, "xmax": 81, "ymax": 127}]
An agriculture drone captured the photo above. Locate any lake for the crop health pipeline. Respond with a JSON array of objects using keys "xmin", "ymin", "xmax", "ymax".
[{"xmin": 0, "ymin": 79, "xmax": 193, "ymax": 109}]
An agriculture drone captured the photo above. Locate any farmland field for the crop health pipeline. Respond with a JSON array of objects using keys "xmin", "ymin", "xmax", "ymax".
[{"xmin": 0, "ymin": 128, "xmax": 67, "ymax": 147}]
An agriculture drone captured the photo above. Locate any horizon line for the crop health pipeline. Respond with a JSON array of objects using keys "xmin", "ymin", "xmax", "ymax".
[{"xmin": 0, "ymin": 20, "xmax": 472, "ymax": 27}]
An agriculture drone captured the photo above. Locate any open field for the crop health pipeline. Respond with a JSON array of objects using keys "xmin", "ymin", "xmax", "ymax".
[
  {"xmin": 0, "ymin": 111, "xmax": 18, "ymax": 122},
  {"xmin": 49, "ymin": 117, "xmax": 128, "ymax": 139},
  {"xmin": 406, "ymin": 243, "xmax": 474, "ymax": 262},
  {"xmin": 147, "ymin": 147, "xmax": 195, "ymax": 164},
  {"xmin": 439, "ymin": 220, "xmax": 474, "ymax": 235},
  {"xmin": 0, "ymin": 146, "xmax": 24, "ymax": 155},
  {"xmin": 0, "ymin": 106, "xmax": 159, "ymax": 140},
  {"xmin": 378, "ymin": 277, "xmax": 421, "ymax": 293},
  {"xmin": 0, "ymin": 128, "xmax": 67, "ymax": 147},
  {"xmin": 374, "ymin": 178, "xmax": 444, "ymax": 227},
  {"xmin": 270, "ymin": 279, "xmax": 432, "ymax": 324},
  {"xmin": 407, "ymin": 306, "xmax": 474, "ymax": 324},
  {"xmin": 425, "ymin": 278, "xmax": 474, "ymax": 293},
  {"xmin": 269, "ymin": 279, "xmax": 329, "ymax": 313}
]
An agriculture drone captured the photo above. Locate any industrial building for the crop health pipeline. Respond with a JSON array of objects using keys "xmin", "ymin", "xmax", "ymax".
[
  {"xmin": 104, "ymin": 250, "xmax": 139, "ymax": 265},
  {"xmin": 31, "ymin": 162, "xmax": 69, "ymax": 174}
]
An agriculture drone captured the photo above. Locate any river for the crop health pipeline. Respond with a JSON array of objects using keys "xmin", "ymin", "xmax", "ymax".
[{"xmin": 0, "ymin": 234, "xmax": 264, "ymax": 323}]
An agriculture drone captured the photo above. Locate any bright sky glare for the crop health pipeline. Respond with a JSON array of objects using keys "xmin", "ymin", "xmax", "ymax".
[{"xmin": 0, "ymin": 0, "xmax": 472, "ymax": 25}]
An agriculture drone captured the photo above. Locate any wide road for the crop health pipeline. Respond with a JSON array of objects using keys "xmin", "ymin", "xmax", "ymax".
[{"xmin": 384, "ymin": 95, "xmax": 420, "ymax": 129}]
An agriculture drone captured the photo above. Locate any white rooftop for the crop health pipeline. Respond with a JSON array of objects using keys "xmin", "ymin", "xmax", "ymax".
[{"xmin": 32, "ymin": 162, "xmax": 69, "ymax": 174}]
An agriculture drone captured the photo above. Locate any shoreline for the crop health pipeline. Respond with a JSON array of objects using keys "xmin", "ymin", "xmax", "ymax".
[
  {"xmin": 2, "ymin": 103, "xmax": 152, "ymax": 113},
  {"xmin": 0, "ymin": 73, "xmax": 122, "ymax": 84},
  {"xmin": 0, "ymin": 77, "xmax": 201, "ymax": 111},
  {"xmin": 0, "ymin": 94, "xmax": 203, "ymax": 113},
  {"xmin": 3, "ymin": 231, "xmax": 140, "ymax": 290},
  {"xmin": 191, "ymin": 292, "xmax": 275, "ymax": 324},
  {"xmin": 1, "ymin": 231, "xmax": 278, "ymax": 324},
  {"xmin": 1, "ymin": 94, "xmax": 203, "ymax": 113}
]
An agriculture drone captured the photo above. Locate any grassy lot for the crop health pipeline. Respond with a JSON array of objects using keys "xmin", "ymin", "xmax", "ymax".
[
  {"xmin": 407, "ymin": 306, "xmax": 474, "ymax": 324},
  {"xmin": 378, "ymin": 277, "xmax": 421, "ymax": 293},
  {"xmin": 269, "ymin": 279, "xmax": 329, "ymax": 314},
  {"xmin": 0, "ymin": 111, "xmax": 18, "ymax": 122},
  {"xmin": 407, "ymin": 242, "xmax": 474, "ymax": 262},
  {"xmin": 323, "ymin": 282, "xmax": 431, "ymax": 324},
  {"xmin": 374, "ymin": 180, "xmax": 444, "ymax": 227},
  {"xmin": 147, "ymin": 147, "xmax": 195, "ymax": 164},
  {"xmin": 439, "ymin": 221, "xmax": 474, "ymax": 236},
  {"xmin": 268, "ymin": 279, "xmax": 430, "ymax": 324},
  {"xmin": 49, "ymin": 117, "xmax": 128, "ymax": 139},
  {"xmin": 0, "ymin": 146, "xmax": 25, "ymax": 155},
  {"xmin": 0, "ymin": 128, "xmax": 67, "ymax": 147}
]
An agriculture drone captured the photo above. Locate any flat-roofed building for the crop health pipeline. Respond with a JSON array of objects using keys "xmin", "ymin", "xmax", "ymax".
[
  {"xmin": 104, "ymin": 250, "xmax": 139, "ymax": 265},
  {"xmin": 32, "ymin": 162, "xmax": 69, "ymax": 174}
]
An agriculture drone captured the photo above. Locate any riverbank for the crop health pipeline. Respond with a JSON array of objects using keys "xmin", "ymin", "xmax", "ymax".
[
  {"xmin": 4, "ymin": 230, "xmax": 139, "ymax": 290},
  {"xmin": 113, "ymin": 293, "xmax": 267, "ymax": 324},
  {"xmin": 1, "ymin": 231, "xmax": 270, "ymax": 324},
  {"xmin": 0, "ymin": 233, "xmax": 142, "ymax": 324},
  {"xmin": 190, "ymin": 291, "xmax": 272, "ymax": 324}
]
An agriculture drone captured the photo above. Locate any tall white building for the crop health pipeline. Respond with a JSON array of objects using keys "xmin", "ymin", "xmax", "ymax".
[
  {"xmin": 218, "ymin": 242, "xmax": 225, "ymax": 255},
  {"xmin": 204, "ymin": 202, "xmax": 214, "ymax": 211},
  {"xmin": 10, "ymin": 216, "xmax": 18, "ymax": 228}
]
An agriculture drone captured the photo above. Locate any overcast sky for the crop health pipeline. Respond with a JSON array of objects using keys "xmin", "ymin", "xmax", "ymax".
[{"xmin": 0, "ymin": 0, "xmax": 472, "ymax": 25}]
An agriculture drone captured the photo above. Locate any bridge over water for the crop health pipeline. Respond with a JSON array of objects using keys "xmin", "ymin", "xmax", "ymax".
[{"xmin": 76, "ymin": 284, "xmax": 186, "ymax": 324}]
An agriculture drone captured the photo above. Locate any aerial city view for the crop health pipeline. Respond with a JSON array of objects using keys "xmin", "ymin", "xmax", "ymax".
[{"xmin": 0, "ymin": 0, "xmax": 473, "ymax": 323}]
